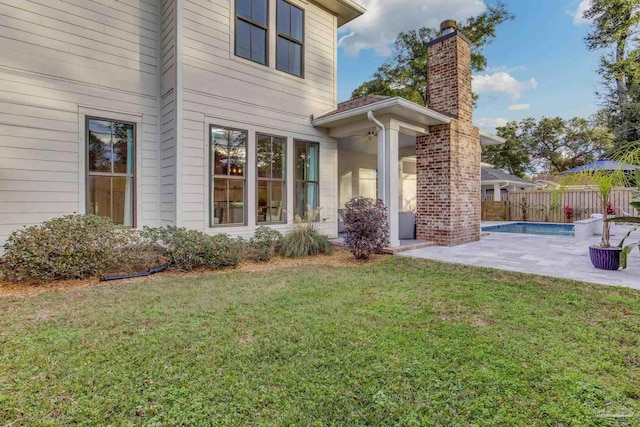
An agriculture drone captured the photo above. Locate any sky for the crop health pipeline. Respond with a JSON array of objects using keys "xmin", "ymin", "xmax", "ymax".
[{"xmin": 336, "ymin": 0, "xmax": 601, "ymax": 133}]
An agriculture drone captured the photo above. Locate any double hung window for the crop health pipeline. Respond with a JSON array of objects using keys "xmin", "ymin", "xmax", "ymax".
[
  {"xmin": 87, "ymin": 118, "xmax": 135, "ymax": 226},
  {"xmin": 257, "ymin": 134, "xmax": 286, "ymax": 223},
  {"xmin": 235, "ymin": 0, "xmax": 268, "ymax": 65},
  {"xmin": 211, "ymin": 126, "xmax": 247, "ymax": 226},
  {"xmin": 294, "ymin": 140, "xmax": 319, "ymax": 220}
]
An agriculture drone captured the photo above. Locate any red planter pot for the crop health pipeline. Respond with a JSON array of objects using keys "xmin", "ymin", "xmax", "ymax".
[{"xmin": 589, "ymin": 246, "xmax": 622, "ymax": 270}]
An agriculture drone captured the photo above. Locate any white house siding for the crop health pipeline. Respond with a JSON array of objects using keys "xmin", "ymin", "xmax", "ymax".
[
  {"xmin": 161, "ymin": 0, "xmax": 178, "ymax": 225},
  {"xmin": 178, "ymin": 0, "xmax": 339, "ymax": 237},
  {"xmin": 338, "ymin": 149, "xmax": 417, "ymax": 212},
  {"xmin": 0, "ymin": 0, "xmax": 161, "ymax": 247}
]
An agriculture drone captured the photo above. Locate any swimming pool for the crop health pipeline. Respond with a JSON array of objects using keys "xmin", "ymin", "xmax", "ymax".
[{"xmin": 481, "ymin": 222, "xmax": 576, "ymax": 237}]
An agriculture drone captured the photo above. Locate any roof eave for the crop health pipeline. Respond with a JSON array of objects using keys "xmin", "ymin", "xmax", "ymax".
[
  {"xmin": 311, "ymin": 0, "xmax": 366, "ymax": 27},
  {"xmin": 479, "ymin": 130, "xmax": 505, "ymax": 146},
  {"xmin": 483, "ymin": 179, "xmax": 535, "ymax": 186},
  {"xmin": 312, "ymin": 96, "xmax": 452, "ymax": 127}
]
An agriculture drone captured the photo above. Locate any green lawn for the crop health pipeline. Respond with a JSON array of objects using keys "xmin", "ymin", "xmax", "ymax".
[{"xmin": 1, "ymin": 256, "xmax": 639, "ymax": 426}]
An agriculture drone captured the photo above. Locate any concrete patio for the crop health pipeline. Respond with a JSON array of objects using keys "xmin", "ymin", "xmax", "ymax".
[{"xmin": 399, "ymin": 223, "xmax": 640, "ymax": 290}]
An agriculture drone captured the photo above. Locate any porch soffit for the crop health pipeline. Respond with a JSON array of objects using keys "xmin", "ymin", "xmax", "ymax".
[{"xmin": 313, "ymin": 97, "xmax": 450, "ymax": 137}]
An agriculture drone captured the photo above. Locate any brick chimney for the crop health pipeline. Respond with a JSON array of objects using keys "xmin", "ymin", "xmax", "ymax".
[{"xmin": 415, "ymin": 20, "xmax": 481, "ymax": 246}]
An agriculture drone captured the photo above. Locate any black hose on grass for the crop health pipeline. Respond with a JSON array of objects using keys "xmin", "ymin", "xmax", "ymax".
[{"xmin": 102, "ymin": 264, "xmax": 168, "ymax": 282}]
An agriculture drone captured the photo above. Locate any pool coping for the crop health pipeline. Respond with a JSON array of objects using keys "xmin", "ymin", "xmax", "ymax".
[{"xmin": 481, "ymin": 221, "xmax": 576, "ymax": 237}]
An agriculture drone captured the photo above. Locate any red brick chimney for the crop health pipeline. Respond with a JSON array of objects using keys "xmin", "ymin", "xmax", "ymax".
[{"xmin": 415, "ymin": 20, "xmax": 481, "ymax": 246}]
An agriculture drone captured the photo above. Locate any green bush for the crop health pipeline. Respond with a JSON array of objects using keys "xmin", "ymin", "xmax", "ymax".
[
  {"xmin": 140, "ymin": 226, "xmax": 243, "ymax": 271},
  {"xmin": 278, "ymin": 219, "xmax": 333, "ymax": 258},
  {"xmin": 1, "ymin": 215, "xmax": 165, "ymax": 283},
  {"xmin": 249, "ymin": 226, "xmax": 282, "ymax": 262}
]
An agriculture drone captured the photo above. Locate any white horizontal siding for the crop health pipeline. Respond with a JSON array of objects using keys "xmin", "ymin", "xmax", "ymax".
[
  {"xmin": 0, "ymin": 0, "xmax": 161, "ymax": 247},
  {"xmin": 177, "ymin": 0, "xmax": 339, "ymax": 236}
]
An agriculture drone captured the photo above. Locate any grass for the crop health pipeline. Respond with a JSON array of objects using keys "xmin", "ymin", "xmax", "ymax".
[{"xmin": 1, "ymin": 256, "xmax": 639, "ymax": 426}]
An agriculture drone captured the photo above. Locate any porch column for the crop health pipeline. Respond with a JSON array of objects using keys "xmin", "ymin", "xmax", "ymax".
[
  {"xmin": 378, "ymin": 119, "xmax": 400, "ymax": 247},
  {"xmin": 493, "ymin": 183, "xmax": 501, "ymax": 201}
]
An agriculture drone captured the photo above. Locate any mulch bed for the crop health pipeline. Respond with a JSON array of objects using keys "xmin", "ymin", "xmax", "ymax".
[{"xmin": 0, "ymin": 249, "xmax": 387, "ymax": 299}]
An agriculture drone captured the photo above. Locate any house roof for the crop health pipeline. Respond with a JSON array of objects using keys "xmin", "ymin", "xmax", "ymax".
[
  {"xmin": 313, "ymin": 96, "xmax": 506, "ymax": 146},
  {"xmin": 316, "ymin": 95, "xmax": 390, "ymax": 119},
  {"xmin": 312, "ymin": 0, "xmax": 366, "ymax": 27},
  {"xmin": 560, "ymin": 159, "xmax": 640, "ymax": 174},
  {"xmin": 481, "ymin": 168, "xmax": 533, "ymax": 186}
]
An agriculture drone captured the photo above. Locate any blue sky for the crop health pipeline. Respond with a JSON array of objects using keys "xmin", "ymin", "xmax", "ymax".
[{"xmin": 336, "ymin": 0, "xmax": 600, "ymax": 132}]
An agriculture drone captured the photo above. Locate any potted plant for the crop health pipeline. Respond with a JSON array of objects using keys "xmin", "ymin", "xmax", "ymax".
[
  {"xmin": 563, "ymin": 168, "xmax": 626, "ymax": 270},
  {"xmin": 607, "ymin": 168, "xmax": 640, "ymax": 269}
]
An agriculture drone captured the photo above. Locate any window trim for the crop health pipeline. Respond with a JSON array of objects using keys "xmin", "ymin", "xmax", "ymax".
[
  {"xmin": 256, "ymin": 132, "xmax": 287, "ymax": 225},
  {"xmin": 235, "ymin": 0, "xmax": 269, "ymax": 66},
  {"xmin": 209, "ymin": 124, "xmax": 248, "ymax": 228},
  {"xmin": 294, "ymin": 140, "xmax": 319, "ymax": 221},
  {"xmin": 276, "ymin": 0, "xmax": 305, "ymax": 78},
  {"xmin": 85, "ymin": 116, "xmax": 137, "ymax": 227}
]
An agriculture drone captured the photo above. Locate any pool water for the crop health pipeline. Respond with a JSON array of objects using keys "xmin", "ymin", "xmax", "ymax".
[{"xmin": 482, "ymin": 222, "xmax": 575, "ymax": 237}]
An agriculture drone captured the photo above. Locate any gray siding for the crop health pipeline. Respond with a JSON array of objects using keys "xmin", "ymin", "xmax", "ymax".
[
  {"xmin": 160, "ymin": 0, "xmax": 178, "ymax": 225},
  {"xmin": 179, "ymin": 0, "xmax": 339, "ymax": 234},
  {"xmin": 0, "ymin": 0, "xmax": 161, "ymax": 245}
]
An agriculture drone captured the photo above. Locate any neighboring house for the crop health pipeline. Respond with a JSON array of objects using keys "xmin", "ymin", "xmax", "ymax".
[
  {"xmin": 534, "ymin": 179, "xmax": 561, "ymax": 190},
  {"xmin": 0, "ymin": 1, "xmax": 502, "ymax": 249},
  {"xmin": 481, "ymin": 163, "xmax": 534, "ymax": 201}
]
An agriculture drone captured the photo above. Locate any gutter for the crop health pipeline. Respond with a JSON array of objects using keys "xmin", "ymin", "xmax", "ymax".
[{"xmin": 367, "ymin": 111, "xmax": 385, "ymax": 201}]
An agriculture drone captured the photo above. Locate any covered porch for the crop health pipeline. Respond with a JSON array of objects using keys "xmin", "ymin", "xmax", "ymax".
[{"xmin": 313, "ymin": 95, "xmax": 503, "ymax": 248}]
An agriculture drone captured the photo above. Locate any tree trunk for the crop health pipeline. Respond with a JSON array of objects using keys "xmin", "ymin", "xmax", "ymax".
[
  {"xmin": 602, "ymin": 199, "xmax": 610, "ymax": 247},
  {"xmin": 615, "ymin": 34, "xmax": 630, "ymax": 107}
]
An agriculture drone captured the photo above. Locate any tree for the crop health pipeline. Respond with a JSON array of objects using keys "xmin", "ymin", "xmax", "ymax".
[
  {"xmin": 351, "ymin": 2, "xmax": 514, "ymax": 105},
  {"xmin": 583, "ymin": 0, "xmax": 640, "ymax": 145},
  {"xmin": 482, "ymin": 116, "xmax": 614, "ymax": 175},
  {"xmin": 481, "ymin": 121, "xmax": 532, "ymax": 178}
]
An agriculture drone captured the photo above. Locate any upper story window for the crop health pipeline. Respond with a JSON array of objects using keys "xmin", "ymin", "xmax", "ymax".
[
  {"xmin": 276, "ymin": 0, "xmax": 304, "ymax": 77},
  {"xmin": 235, "ymin": 0, "xmax": 268, "ymax": 65}
]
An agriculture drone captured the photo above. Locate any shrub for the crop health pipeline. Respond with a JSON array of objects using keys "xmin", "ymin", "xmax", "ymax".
[
  {"xmin": 278, "ymin": 218, "xmax": 333, "ymax": 258},
  {"xmin": 249, "ymin": 226, "xmax": 282, "ymax": 262},
  {"xmin": 343, "ymin": 197, "xmax": 389, "ymax": 260},
  {"xmin": 1, "ymin": 214, "xmax": 165, "ymax": 283},
  {"xmin": 140, "ymin": 226, "xmax": 243, "ymax": 271}
]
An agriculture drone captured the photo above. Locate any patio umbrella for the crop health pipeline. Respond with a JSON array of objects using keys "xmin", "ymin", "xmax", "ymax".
[{"xmin": 560, "ymin": 159, "xmax": 640, "ymax": 174}]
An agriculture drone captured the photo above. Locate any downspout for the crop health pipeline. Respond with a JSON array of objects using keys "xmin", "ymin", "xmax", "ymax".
[{"xmin": 367, "ymin": 111, "xmax": 385, "ymax": 201}]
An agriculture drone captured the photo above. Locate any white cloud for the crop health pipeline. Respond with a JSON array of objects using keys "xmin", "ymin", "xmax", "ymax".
[
  {"xmin": 508, "ymin": 103, "xmax": 530, "ymax": 111},
  {"xmin": 486, "ymin": 65, "xmax": 526, "ymax": 74},
  {"xmin": 475, "ymin": 117, "xmax": 509, "ymax": 132},
  {"xmin": 572, "ymin": 0, "xmax": 591, "ymax": 25},
  {"xmin": 338, "ymin": 0, "xmax": 487, "ymax": 57},
  {"xmin": 472, "ymin": 72, "xmax": 538, "ymax": 99}
]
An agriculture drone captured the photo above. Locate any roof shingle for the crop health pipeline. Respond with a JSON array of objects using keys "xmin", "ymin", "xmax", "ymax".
[
  {"xmin": 481, "ymin": 168, "xmax": 531, "ymax": 184},
  {"xmin": 317, "ymin": 95, "xmax": 390, "ymax": 119}
]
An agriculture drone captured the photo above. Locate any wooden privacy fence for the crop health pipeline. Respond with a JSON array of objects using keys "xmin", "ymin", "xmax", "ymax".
[
  {"xmin": 506, "ymin": 188, "xmax": 638, "ymax": 223},
  {"xmin": 482, "ymin": 201, "xmax": 510, "ymax": 221}
]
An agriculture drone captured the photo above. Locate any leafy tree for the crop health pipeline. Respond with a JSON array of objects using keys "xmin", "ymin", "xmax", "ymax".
[
  {"xmin": 583, "ymin": 0, "xmax": 640, "ymax": 145},
  {"xmin": 351, "ymin": 2, "xmax": 514, "ymax": 105},
  {"xmin": 481, "ymin": 121, "xmax": 532, "ymax": 178},
  {"xmin": 482, "ymin": 116, "xmax": 614, "ymax": 175},
  {"xmin": 527, "ymin": 116, "xmax": 614, "ymax": 174}
]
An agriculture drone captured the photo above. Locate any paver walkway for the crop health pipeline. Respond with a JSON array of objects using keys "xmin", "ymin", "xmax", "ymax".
[{"xmin": 399, "ymin": 224, "xmax": 640, "ymax": 290}]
